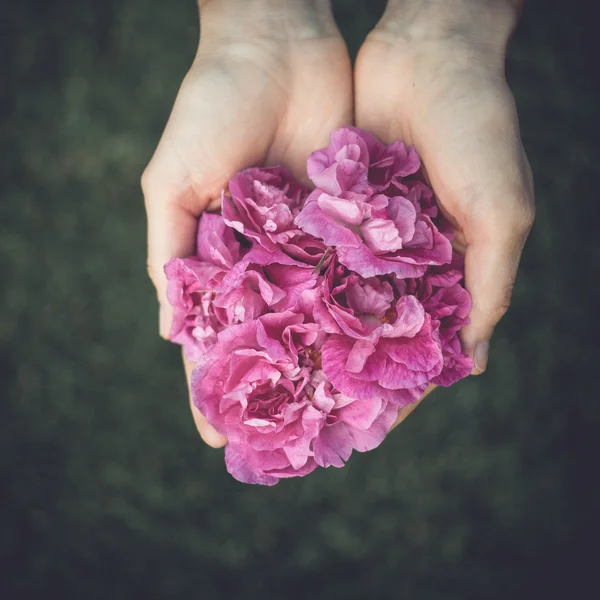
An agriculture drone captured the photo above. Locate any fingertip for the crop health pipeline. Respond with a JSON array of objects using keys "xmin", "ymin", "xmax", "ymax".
[
  {"xmin": 189, "ymin": 395, "xmax": 228, "ymax": 448},
  {"xmin": 198, "ymin": 421, "xmax": 228, "ymax": 449},
  {"xmin": 183, "ymin": 351, "xmax": 228, "ymax": 448},
  {"xmin": 146, "ymin": 200, "xmax": 198, "ymax": 337},
  {"xmin": 461, "ymin": 236, "xmax": 518, "ymax": 373}
]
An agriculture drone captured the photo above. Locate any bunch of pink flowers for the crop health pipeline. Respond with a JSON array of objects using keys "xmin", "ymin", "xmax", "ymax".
[{"xmin": 165, "ymin": 127, "xmax": 473, "ymax": 485}]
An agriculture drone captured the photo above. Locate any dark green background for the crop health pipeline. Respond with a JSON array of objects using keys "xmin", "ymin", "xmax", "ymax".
[{"xmin": 2, "ymin": 1, "xmax": 599, "ymax": 598}]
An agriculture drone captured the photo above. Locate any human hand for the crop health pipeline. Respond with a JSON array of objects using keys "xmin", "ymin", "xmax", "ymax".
[
  {"xmin": 142, "ymin": 0, "xmax": 352, "ymax": 446},
  {"xmin": 355, "ymin": 0, "xmax": 534, "ymax": 421}
]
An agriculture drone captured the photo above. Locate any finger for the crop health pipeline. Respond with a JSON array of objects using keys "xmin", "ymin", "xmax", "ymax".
[
  {"xmin": 141, "ymin": 77, "xmax": 241, "ymax": 339},
  {"xmin": 144, "ymin": 193, "xmax": 198, "ymax": 338},
  {"xmin": 461, "ymin": 210, "xmax": 532, "ymax": 373},
  {"xmin": 391, "ymin": 384, "xmax": 436, "ymax": 431},
  {"xmin": 142, "ymin": 141, "xmax": 206, "ymax": 338},
  {"xmin": 183, "ymin": 351, "xmax": 227, "ymax": 448}
]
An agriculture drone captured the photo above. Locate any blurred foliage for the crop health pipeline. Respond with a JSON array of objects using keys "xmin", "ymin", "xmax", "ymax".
[{"xmin": 1, "ymin": 1, "xmax": 599, "ymax": 598}]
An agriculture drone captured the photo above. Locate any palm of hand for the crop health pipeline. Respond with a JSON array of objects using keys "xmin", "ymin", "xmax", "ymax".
[
  {"xmin": 356, "ymin": 36, "xmax": 532, "ymax": 241},
  {"xmin": 144, "ymin": 36, "xmax": 352, "ymax": 215},
  {"xmin": 355, "ymin": 34, "xmax": 534, "ymax": 360}
]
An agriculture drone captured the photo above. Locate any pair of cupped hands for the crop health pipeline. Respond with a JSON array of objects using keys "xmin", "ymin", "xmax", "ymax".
[{"xmin": 142, "ymin": 0, "xmax": 534, "ymax": 448}]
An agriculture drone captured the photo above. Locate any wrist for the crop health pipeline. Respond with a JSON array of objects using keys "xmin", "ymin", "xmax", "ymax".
[
  {"xmin": 378, "ymin": 0, "xmax": 522, "ymax": 52},
  {"xmin": 198, "ymin": 0, "xmax": 338, "ymax": 42}
]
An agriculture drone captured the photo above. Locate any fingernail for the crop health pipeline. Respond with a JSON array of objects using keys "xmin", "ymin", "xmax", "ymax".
[
  {"xmin": 159, "ymin": 304, "xmax": 170, "ymax": 340},
  {"xmin": 474, "ymin": 340, "xmax": 490, "ymax": 374}
]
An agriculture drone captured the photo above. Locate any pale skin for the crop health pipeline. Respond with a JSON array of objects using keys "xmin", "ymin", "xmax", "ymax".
[{"xmin": 142, "ymin": 0, "xmax": 534, "ymax": 447}]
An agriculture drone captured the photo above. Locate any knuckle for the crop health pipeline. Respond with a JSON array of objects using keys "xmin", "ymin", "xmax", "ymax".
[
  {"xmin": 511, "ymin": 198, "xmax": 536, "ymax": 235},
  {"xmin": 493, "ymin": 195, "xmax": 535, "ymax": 241},
  {"xmin": 521, "ymin": 202, "xmax": 536, "ymax": 231}
]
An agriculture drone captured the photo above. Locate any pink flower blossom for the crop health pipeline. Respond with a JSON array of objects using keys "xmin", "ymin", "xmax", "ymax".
[
  {"xmin": 165, "ymin": 126, "xmax": 474, "ymax": 485},
  {"xmin": 307, "ymin": 127, "xmax": 371, "ymax": 196},
  {"xmin": 307, "ymin": 261, "xmax": 395, "ymax": 338},
  {"xmin": 353, "ymin": 127, "xmax": 421, "ymax": 193},
  {"xmin": 310, "ymin": 371, "xmax": 399, "ymax": 469},
  {"xmin": 222, "ymin": 166, "xmax": 327, "ymax": 264},
  {"xmin": 164, "ymin": 213, "xmax": 241, "ymax": 361},
  {"xmin": 216, "ymin": 246, "xmax": 319, "ymax": 319},
  {"xmin": 297, "ymin": 129, "xmax": 452, "ymax": 279},
  {"xmin": 313, "ymin": 253, "xmax": 472, "ymax": 404},
  {"xmin": 191, "ymin": 312, "xmax": 399, "ymax": 485},
  {"xmin": 400, "ymin": 255, "xmax": 473, "ymax": 385},
  {"xmin": 314, "ymin": 261, "xmax": 443, "ymax": 405},
  {"xmin": 296, "ymin": 188, "xmax": 452, "ymax": 278},
  {"xmin": 306, "ymin": 126, "xmax": 421, "ymax": 196}
]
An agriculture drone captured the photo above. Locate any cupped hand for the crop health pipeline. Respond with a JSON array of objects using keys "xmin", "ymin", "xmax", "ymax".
[
  {"xmin": 142, "ymin": 1, "xmax": 352, "ymax": 446},
  {"xmin": 355, "ymin": 2, "xmax": 534, "ymax": 427}
]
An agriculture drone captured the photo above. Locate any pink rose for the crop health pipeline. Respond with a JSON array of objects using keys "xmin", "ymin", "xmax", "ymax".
[
  {"xmin": 308, "ymin": 261, "xmax": 395, "ymax": 338},
  {"xmin": 316, "ymin": 254, "xmax": 472, "ymax": 404},
  {"xmin": 164, "ymin": 258, "xmax": 224, "ymax": 361},
  {"xmin": 191, "ymin": 312, "xmax": 399, "ymax": 485},
  {"xmin": 310, "ymin": 371, "xmax": 399, "ymax": 469},
  {"xmin": 310, "ymin": 260, "xmax": 443, "ymax": 405},
  {"xmin": 296, "ymin": 189, "xmax": 452, "ymax": 279},
  {"xmin": 352, "ymin": 126, "xmax": 421, "ymax": 193},
  {"xmin": 321, "ymin": 303, "xmax": 442, "ymax": 406},
  {"xmin": 222, "ymin": 166, "xmax": 327, "ymax": 264},
  {"xmin": 400, "ymin": 255, "xmax": 473, "ymax": 385},
  {"xmin": 297, "ymin": 127, "xmax": 452, "ymax": 279},
  {"xmin": 216, "ymin": 245, "xmax": 320, "ymax": 320},
  {"xmin": 307, "ymin": 127, "xmax": 371, "ymax": 196},
  {"xmin": 164, "ymin": 213, "xmax": 241, "ymax": 361},
  {"xmin": 306, "ymin": 126, "xmax": 421, "ymax": 196}
]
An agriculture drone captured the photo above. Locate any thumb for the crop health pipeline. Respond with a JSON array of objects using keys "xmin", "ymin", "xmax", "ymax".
[
  {"xmin": 142, "ymin": 168, "xmax": 201, "ymax": 339},
  {"xmin": 460, "ymin": 217, "xmax": 531, "ymax": 374}
]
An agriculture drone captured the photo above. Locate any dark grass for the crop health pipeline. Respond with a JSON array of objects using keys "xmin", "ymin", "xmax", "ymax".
[{"xmin": 1, "ymin": 1, "xmax": 599, "ymax": 598}]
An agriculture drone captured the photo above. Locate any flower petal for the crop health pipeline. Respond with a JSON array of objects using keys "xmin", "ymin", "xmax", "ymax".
[
  {"xmin": 360, "ymin": 218, "xmax": 403, "ymax": 253},
  {"xmin": 313, "ymin": 422, "xmax": 353, "ymax": 468}
]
